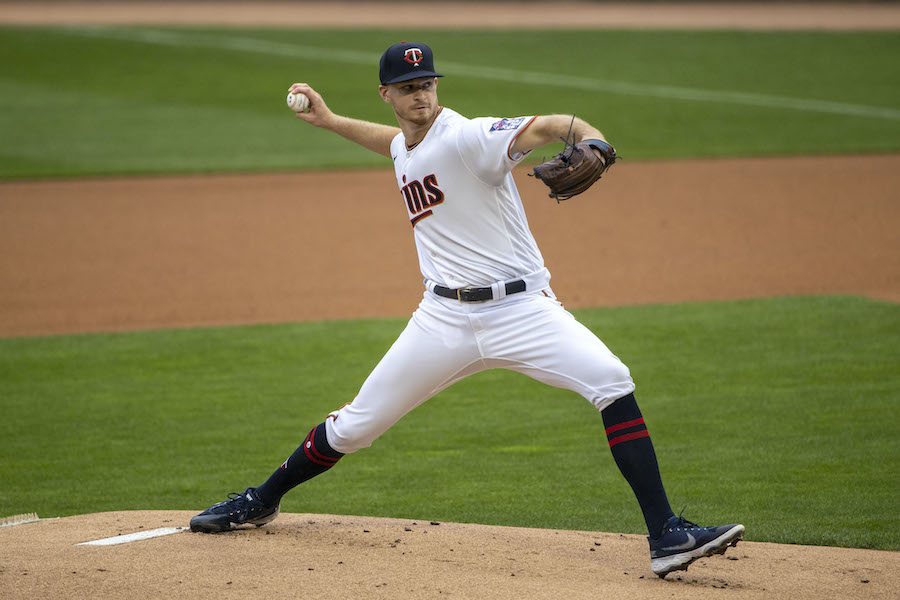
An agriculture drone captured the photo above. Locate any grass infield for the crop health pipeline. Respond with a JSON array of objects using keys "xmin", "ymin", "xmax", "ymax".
[
  {"xmin": 1, "ymin": 295, "xmax": 897, "ymax": 551},
  {"xmin": 1, "ymin": 27, "xmax": 899, "ymax": 178}
]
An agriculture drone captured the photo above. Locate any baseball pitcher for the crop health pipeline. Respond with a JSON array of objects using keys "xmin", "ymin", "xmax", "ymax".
[{"xmin": 190, "ymin": 42, "xmax": 744, "ymax": 579}]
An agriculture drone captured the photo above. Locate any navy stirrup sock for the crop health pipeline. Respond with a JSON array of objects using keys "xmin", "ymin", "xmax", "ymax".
[
  {"xmin": 601, "ymin": 393, "xmax": 675, "ymax": 538},
  {"xmin": 255, "ymin": 422, "xmax": 344, "ymax": 507}
]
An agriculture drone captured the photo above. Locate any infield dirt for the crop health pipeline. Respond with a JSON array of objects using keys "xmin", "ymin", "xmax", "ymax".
[
  {"xmin": 2, "ymin": 511, "xmax": 898, "ymax": 600},
  {"xmin": 1, "ymin": 3, "xmax": 898, "ymax": 599},
  {"xmin": 2, "ymin": 155, "xmax": 898, "ymax": 337}
]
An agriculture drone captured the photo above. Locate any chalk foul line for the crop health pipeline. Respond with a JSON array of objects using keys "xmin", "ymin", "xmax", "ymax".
[
  {"xmin": 0, "ymin": 512, "xmax": 41, "ymax": 528},
  {"xmin": 78, "ymin": 526, "xmax": 188, "ymax": 546}
]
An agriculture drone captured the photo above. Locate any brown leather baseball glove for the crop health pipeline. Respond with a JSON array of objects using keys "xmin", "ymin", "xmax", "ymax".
[{"xmin": 531, "ymin": 138, "xmax": 618, "ymax": 201}]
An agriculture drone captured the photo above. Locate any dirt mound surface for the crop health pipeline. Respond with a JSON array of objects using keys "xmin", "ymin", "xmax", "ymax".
[{"xmin": 1, "ymin": 510, "xmax": 896, "ymax": 599}]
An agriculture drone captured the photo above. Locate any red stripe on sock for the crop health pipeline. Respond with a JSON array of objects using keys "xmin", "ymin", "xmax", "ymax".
[
  {"xmin": 308, "ymin": 427, "xmax": 338, "ymax": 463},
  {"xmin": 605, "ymin": 417, "xmax": 645, "ymax": 435},
  {"xmin": 608, "ymin": 430, "xmax": 650, "ymax": 448},
  {"xmin": 303, "ymin": 444, "xmax": 337, "ymax": 466},
  {"xmin": 301, "ymin": 430, "xmax": 330, "ymax": 466},
  {"xmin": 305, "ymin": 426, "xmax": 339, "ymax": 466}
]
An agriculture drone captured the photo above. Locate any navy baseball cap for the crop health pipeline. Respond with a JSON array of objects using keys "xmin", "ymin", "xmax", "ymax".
[{"xmin": 379, "ymin": 42, "xmax": 444, "ymax": 85}]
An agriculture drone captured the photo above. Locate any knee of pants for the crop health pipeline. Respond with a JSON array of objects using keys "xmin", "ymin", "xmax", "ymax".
[
  {"xmin": 587, "ymin": 361, "xmax": 636, "ymax": 412},
  {"xmin": 324, "ymin": 405, "xmax": 389, "ymax": 455}
]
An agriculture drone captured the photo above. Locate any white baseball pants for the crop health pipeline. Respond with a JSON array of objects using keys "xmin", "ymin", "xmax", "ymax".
[{"xmin": 325, "ymin": 288, "xmax": 635, "ymax": 454}]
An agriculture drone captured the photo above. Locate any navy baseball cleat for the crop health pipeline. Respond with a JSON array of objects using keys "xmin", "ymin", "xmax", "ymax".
[
  {"xmin": 190, "ymin": 487, "xmax": 280, "ymax": 533},
  {"xmin": 648, "ymin": 514, "xmax": 744, "ymax": 578}
]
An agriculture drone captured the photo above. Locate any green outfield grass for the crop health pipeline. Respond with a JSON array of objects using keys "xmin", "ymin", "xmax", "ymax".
[
  {"xmin": 1, "ymin": 296, "xmax": 897, "ymax": 550},
  {"xmin": 1, "ymin": 27, "xmax": 899, "ymax": 178}
]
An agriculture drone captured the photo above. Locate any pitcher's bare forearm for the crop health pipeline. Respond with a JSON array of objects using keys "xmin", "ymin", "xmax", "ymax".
[
  {"xmin": 321, "ymin": 114, "xmax": 400, "ymax": 158},
  {"xmin": 288, "ymin": 82, "xmax": 399, "ymax": 159},
  {"xmin": 511, "ymin": 114, "xmax": 607, "ymax": 156}
]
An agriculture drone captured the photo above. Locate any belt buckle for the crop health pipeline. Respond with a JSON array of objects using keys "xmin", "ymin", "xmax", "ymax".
[{"xmin": 456, "ymin": 286, "xmax": 474, "ymax": 302}]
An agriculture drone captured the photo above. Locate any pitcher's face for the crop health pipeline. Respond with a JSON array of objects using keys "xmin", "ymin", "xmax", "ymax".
[{"xmin": 380, "ymin": 77, "xmax": 439, "ymax": 126}]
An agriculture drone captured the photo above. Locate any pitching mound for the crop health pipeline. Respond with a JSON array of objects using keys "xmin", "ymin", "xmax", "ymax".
[{"xmin": 1, "ymin": 510, "xmax": 896, "ymax": 599}]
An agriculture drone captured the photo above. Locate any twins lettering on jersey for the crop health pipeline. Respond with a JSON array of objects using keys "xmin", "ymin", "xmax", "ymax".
[{"xmin": 401, "ymin": 174, "xmax": 444, "ymax": 226}]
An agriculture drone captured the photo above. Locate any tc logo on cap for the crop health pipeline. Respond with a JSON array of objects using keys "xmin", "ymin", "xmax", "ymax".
[
  {"xmin": 379, "ymin": 42, "xmax": 443, "ymax": 84},
  {"xmin": 404, "ymin": 48, "xmax": 424, "ymax": 66}
]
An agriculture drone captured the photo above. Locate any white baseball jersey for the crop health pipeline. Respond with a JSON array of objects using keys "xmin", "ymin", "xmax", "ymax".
[{"xmin": 389, "ymin": 107, "xmax": 549, "ymax": 290}]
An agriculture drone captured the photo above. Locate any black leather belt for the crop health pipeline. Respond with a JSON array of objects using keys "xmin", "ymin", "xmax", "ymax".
[{"xmin": 433, "ymin": 279, "xmax": 526, "ymax": 302}]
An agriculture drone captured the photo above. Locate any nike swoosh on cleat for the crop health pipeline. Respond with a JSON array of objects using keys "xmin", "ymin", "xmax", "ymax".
[{"xmin": 661, "ymin": 533, "xmax": 696, "ymax": 552}]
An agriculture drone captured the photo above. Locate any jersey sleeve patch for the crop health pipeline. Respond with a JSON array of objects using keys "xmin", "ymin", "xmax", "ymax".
[{"xmin": 489, "ymin": 117, "xmax": 527, "ymax": 132}]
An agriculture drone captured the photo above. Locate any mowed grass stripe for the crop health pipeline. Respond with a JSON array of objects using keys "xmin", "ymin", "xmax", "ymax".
[
  {"xmin": 2, "ymin": 27, "xmax": 898, "ymax": 177},
  {"xmin": 67, "ymin": 26, "xmax": 900, "ymax": 121},
  {"xmin": 1, "ymin": 296, "xmax": 897, "ymax": 550}
]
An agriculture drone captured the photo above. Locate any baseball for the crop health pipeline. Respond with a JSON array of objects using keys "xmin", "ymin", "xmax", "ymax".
[{"xmin": 286, "ymin": 91, "xmax": 310, "ymax": 113}]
